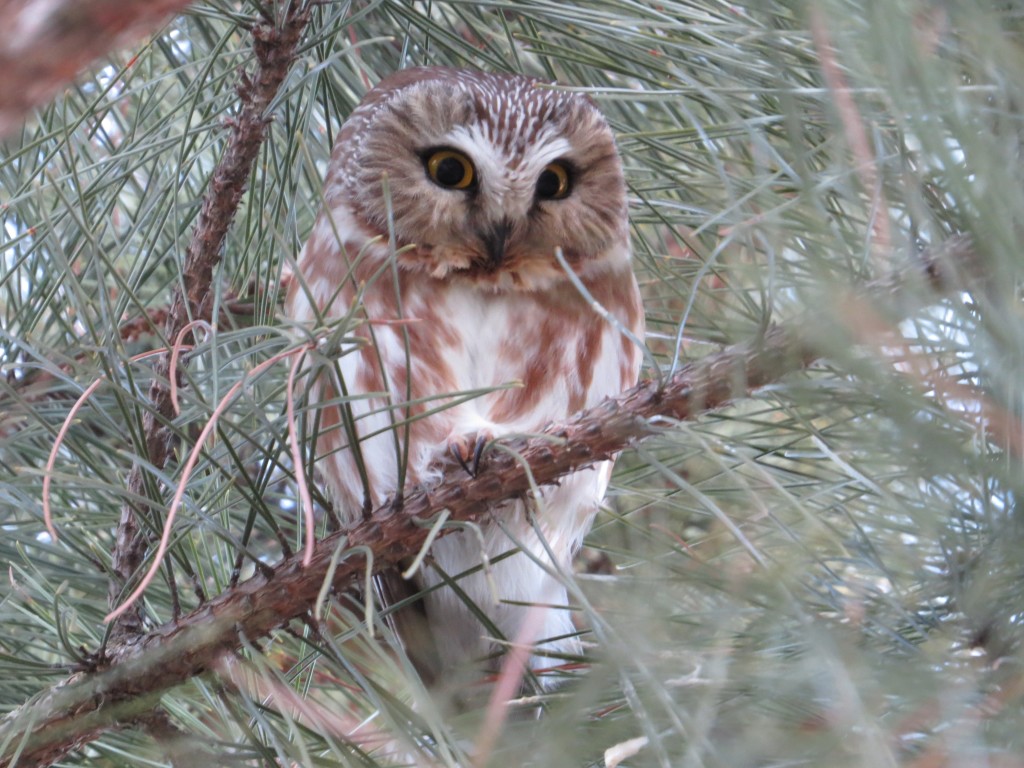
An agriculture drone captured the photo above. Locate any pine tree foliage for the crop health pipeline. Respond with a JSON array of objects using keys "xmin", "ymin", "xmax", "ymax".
[{"xmin": 0, "ymin": 1, "xmax": 1022, "ymax": 765}]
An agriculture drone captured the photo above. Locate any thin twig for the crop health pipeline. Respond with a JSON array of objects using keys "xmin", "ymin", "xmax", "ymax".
[
  {"xmin": 107, "ymin": 2, "xmax": 312, "ymax": 641},
  {"xmin": 105, "ymin": 345, "xmax": 311, "ymax": 625},
  {"xmin": 0, "ymin": 0, "xmax": 195, "ymax": 135},
  {"xmin": 4, "ymin": 318, "xmax": 816, "ymax": 767},
  {"xmin": 6, "ymin": 234, "xmax": 985, "ymax": 767},
  {"xmin": 810, "ymin": 6, "xmax": 892, "ymax": 264},
  {"xmin": 0, "ymin": 283, "xmax": 275, "ymax": 436},
  {"xmin": 43, "ymin": 348, "xmax": 179, "ymax": 541},
  {"xmin": 472, "ymin": 605, "xmax": 548, "ymax": 767}
]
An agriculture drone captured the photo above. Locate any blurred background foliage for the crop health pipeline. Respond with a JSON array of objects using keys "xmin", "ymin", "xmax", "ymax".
[{"xmin": 1, "ymin": 0, "xmax": 1023, "ymax": 765}]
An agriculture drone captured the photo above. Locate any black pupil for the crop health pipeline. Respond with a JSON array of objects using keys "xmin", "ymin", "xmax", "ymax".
[
  {"xmin": 536, "ymin": 168, "xmax": 563, "ymax": 199},
  {"xmin": 435, "ymin": 156, "xmax": 466, "ymax": 187}
]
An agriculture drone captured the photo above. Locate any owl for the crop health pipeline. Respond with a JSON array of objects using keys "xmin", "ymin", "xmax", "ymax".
[{"xmin": 286, "ymin": 67, "xmax": 644, "ymax": 690}]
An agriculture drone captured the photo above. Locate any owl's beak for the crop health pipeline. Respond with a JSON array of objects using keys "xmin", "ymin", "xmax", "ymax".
[{"xmin": 479, "ymin": 219, "xmax": 512, "ymax": 270}]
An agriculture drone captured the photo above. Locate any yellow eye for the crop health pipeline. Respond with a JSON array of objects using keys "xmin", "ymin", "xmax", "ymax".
[
  {"xmin": 536, "ymin": 162, "xmax": 571, "ymax": 200},
  {"xmin": 425, "ymin": 149, "xmax": 475, "ymax": 190}
]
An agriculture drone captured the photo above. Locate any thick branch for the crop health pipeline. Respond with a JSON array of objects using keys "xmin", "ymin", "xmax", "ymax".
[
  {"xmin": 108, "ymin": 4, "xmax": 311, "ymax": 639},
  {"xmin": 0, "ymin": 0, "xmax": 195, "ymax": 135},
  {"xmin": 3, "ymin": 321, "xmax": 816, "ymax": 767},
  {"xmin": 0, "ymin": 234, "xmax": 983, "ymax": 766}
]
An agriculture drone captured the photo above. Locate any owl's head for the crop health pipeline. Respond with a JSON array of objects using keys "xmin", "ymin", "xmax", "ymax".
[{"xmin": 333, "ymin": 67, "xmax": 629, "ymax": 290}]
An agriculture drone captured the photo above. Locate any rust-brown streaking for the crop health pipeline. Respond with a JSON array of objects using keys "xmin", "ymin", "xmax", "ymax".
[{"xmin": 283, "ymin": 66, "xmax": 644, "ymax": 684}]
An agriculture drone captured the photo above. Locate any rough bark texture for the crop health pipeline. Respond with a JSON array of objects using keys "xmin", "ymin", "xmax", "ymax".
[
  {"xmin": 0, "ymin": 0, "xmax": 987, "ymax": 758},
  {"xmin": 108, "ymin": 4, "xmax": 312, "ymax": 640},
  {"xmin": 1, "ymin": 320, "xmax": 818, "ymax": 767},
  {"xmin": 0, "ymin": 233, "xmax": 983, "ymax": 765},
  {"xmin": 0, "ymin": 0, "xmax": 194, "ymax": 135}
]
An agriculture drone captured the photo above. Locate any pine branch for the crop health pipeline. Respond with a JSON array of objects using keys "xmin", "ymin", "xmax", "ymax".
[
  {"xmin": 0, "ymin": 235, "xmax": 983, "ymax": 767},
  {"xmin": 2, "ymin": 2, "xmax": 1017, "ymax": 764},
  {"xmin": 118, "ymin": 278, "xmax": 278, "ymax": 343},
  {"xmin": 0, "ymin": 0, "xmax": 195, "ymax": 135},
  {"xmin": 107, "ymin": 2, "xmax": 312, "ymax": 640},
  {"xmin": 0, "ymin": 281, "xmax": 277, "ymax": 440}
]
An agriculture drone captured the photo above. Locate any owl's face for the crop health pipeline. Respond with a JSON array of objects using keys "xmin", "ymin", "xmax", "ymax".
[{"xmin": 333, "ymin": 68, "xmax": 628, "ymax": 290}]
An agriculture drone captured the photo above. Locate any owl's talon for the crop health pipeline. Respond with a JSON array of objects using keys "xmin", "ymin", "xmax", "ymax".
[
  {"xmin": 471, "ymin": 434, "xmax": 488, "ymax": 474},
  {"xmin": 448, "ymin": 433, "xmax": 492, "ymax": 478},
  {"xmin": 282, "ymin": 68, "xmax": 644, "ymax": 688},
  {"xmin": 449, "ymin": 441, "xmax": 474, "ymax": 477}
]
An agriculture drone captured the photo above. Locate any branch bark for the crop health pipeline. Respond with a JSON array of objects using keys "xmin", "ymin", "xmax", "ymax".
[
  {"xmin": 0, "ymin": 281, "xmax": 277, "ymax": 441},
  {"xmin": 108, "ymin": 3, "xmax": 312, "ymax": 640},
  {"xmin": 0, "ymin": 2, "xmax": 990, "ymax": 762},
  {"xmin": 1, "ymin": 320, "xmax": 816, "ymax": 767},
  {"xmin": 0, "ymin": 0, "xmax": 196, "ymax": 135},
  {"xmin": 0, "ymin": 235, "xmax": 983, "ymax": 765}
]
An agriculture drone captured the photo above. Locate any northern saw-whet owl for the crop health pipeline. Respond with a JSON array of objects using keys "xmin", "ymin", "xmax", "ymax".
[{"xmin": 286, "ymin": 67, "xmax": 643, "ymax": 691}]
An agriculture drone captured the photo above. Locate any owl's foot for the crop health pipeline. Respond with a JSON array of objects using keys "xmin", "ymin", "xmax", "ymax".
[{"xmin": 448, "ymin": 431, "xmax": 492, "ymax": 478}]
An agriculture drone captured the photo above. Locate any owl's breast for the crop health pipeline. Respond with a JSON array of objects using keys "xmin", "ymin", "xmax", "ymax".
[
  {"xmin": 391, "ymin": 274, "xmax": 640, "ymax": 437},
  {"xmin": 311, "ymin": 251, "xmax": 642, "ymax": 514}
]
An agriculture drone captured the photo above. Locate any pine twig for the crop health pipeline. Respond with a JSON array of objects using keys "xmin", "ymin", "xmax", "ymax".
[
  {"xmin": 118, "ymin": 278, "xmax": 278, "ymax": 343},
  {"xmin": 4, "ymin": 326, "xmax": 810, "ymax": 768},
  {"xmin": 0, "ymin": 281, "xmax": 277, "ymax": 440},
  {"xmin": 0, "ymin": 0, "xmax": 195, "ymax": 135},
  {"xmin": 107, "ymin": 3, "xmax": 312, "ymax": 640},
  {"xmin": 0, "ymin": 234, "xmax": 983, "ymax": 766}
]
